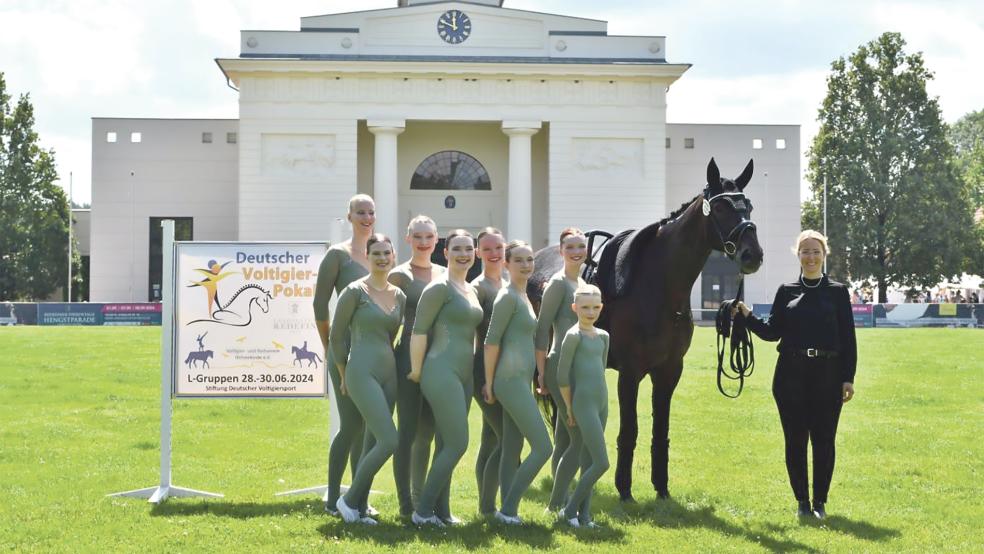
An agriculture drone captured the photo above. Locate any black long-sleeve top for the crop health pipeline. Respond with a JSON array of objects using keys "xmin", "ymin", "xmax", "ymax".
[{"xmin": 747, "ymin": 276, "xmax": 858, "ymax": 383}]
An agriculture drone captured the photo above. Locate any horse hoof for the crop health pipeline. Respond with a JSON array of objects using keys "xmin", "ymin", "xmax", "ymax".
[
  {"xmin": 657, "ymin": 490, "xmax": 670, "ymax": 500},
  {"xmin": 619, "ymin": 494, "xmax": 636, "ymax": 504}
]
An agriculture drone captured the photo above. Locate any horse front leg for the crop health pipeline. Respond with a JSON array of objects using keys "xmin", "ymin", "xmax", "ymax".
[
  {"xmin": 615, "ymin": 369, "xmax": 642, "ymax": 502},
  {"xmin": 650, "ymin": 362, "xmax": 682, "ymax": 499}
]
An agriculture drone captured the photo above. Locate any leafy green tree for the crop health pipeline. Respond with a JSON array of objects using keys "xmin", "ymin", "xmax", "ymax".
[
  {"xmin": 0, "ymin": 72, "xmax": 78, "ymax": 300},
  {"xmin": 949, "ymin": 108, "xmax": 984, "ymax": 208},
  {"xmin": 804, "ymin": 33, "xmax": 974, "ymax": 302}
]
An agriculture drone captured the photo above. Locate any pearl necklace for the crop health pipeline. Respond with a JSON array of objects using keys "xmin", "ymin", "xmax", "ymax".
[{"xmin": 800, "ymin": 274, "xmax": 823, "ymax": 289}]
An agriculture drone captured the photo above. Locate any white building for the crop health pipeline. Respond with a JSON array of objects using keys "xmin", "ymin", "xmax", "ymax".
[{"xmin": 88, "ymin": 1, "xmax": 800, "ymax": 308}]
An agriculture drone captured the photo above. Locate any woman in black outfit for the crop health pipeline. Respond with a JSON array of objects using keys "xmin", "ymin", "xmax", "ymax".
[{"xmin": 737, "ymin": 230, "xmax": 857, "ymax": 519}]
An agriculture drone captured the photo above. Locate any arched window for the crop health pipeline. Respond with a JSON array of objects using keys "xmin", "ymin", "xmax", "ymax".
[{"xmin": 410, "ymin": 150, "xmax": 491, "ymax": 191}]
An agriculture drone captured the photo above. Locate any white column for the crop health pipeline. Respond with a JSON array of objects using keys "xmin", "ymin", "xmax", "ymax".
[
  {"xmin": 368, "ymin": 120, "xmax": 405, "ymax": 241},
  {"xmin": 502, "ymin": 121, "xmax": 541, "ymax": 242}
]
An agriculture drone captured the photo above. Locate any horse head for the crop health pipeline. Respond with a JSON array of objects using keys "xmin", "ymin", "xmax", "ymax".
[
  {"xmin": 704, "ymin": 158, "xmax": 764, "ymax": 274},
  {"xmin": 256, "ymin": 291, "xmax": 273, "ymax": 314}
]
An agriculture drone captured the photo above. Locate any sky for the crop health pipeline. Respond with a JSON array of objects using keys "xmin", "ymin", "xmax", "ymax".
[{"xmin": 1, "ymin": 0, "xmax": 982, "ymax": 206}]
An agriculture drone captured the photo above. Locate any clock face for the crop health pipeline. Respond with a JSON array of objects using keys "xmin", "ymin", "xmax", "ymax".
[{"xmin": 437, "ymin": 10, "xmax": 471, "ymax": 44}]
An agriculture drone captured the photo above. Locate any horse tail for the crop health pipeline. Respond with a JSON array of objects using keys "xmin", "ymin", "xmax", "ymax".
[{"xmin": 534, "ymin": 369, "xmax": 557, "ymax": 435}]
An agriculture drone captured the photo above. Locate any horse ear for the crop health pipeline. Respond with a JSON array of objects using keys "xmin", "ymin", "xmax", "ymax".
[
  {"xmin": 706, "ymin": 158, "xmax": 720, "ymax": 189},
  {"xmin": 735, "ymin": 159, "xmax": 754, "ymax": 191}
]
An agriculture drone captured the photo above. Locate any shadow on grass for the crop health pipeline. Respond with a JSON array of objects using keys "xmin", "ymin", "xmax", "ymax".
[
  {"xmin": 149, "ymin": 499, "xmax": 317, "ymax": 519},
  {"xmin": 318, "ymin": 517, "xmax": 562, "ymax": 549},
  {"xmin": 804, "ymin": 515, "xmax": 901, "ymax": 541},
  {"xmin": 619, "ymin": 497, "xmax": 821, "ymax": 553}
]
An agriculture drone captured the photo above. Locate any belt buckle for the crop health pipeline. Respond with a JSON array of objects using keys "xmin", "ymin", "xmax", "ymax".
[{"xmin": 806, "ymin": 348, "xmax": 818, "ymax": 358}]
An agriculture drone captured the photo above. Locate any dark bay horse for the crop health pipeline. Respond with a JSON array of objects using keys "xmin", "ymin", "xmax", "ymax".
[{"xmin": 529, "ymin": 158, "xmax": 763, "ymax": 501}]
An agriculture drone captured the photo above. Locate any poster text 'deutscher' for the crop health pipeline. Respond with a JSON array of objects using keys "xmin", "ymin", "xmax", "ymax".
[{"xmin": 173, "ymin": 242, "xmax": 328, "ymax": 398}]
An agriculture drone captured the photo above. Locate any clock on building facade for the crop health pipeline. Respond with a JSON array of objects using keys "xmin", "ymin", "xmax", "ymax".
[{"xmin": 437, "ymin": 10, "xmax": 471, "ymax": 44}]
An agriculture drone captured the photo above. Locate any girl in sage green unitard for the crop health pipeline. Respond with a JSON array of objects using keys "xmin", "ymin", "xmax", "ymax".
[
  {"xmin": 471, "ymin": 227, "xmax": 509, "ymax": 515},
  {"xmin": 555, "ymin": 285, "xmax": 610, "ymax": 528},
  {"xmin": 332, "ymin": 234, "xmax": 406, "ymax": 524},
  {"xmin": 408, "ymin": 230, "xmax": 484, "ymax": 526},
  {"xmin": 313, "ymin": 194, "xmax": 373, "ymax": 514},
  {"xmin": 389, "ymin": 215, "xmax": 445, "ymax": 517},
  {"xmin": 536, "ymin": 228, "xmax": 587, "ymax": 508},
  {"xmin": 483, "ymin": 241, "xmax": 552, "ymax": 525}
]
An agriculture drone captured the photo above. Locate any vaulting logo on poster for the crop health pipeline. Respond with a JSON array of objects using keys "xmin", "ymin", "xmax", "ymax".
[{"xmin": 173, "ymin": 242, "xmax": 328, "ymax": 398}]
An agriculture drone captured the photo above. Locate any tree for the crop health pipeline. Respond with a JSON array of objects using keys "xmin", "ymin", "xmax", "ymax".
[
  {"xmin": 804, "ymin": 33, "xmax": 975, "ymax": 302},
  {"xmin": 949, "ymin": 108, "xmax": 984, "ymax": 208},
  {"xmin": 0, "ymin": 72, "xmax": 77, "ymax": 300}
]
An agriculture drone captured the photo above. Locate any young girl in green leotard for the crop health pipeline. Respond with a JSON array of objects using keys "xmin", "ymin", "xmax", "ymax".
[
  {"xmin": 389, "ymin": 215, "xmax": 445, "ymax": 517},
  {"xmin": 314, "ymin": 194, "xmax": 374, "ymax": 515},
  {"xmin": 484, "ymin": 241, "xmax": 552, "ymax": 526},
  {"xmin": 471, "ymin": 227, "xmax": 509, "ymax": 516},
  {"xmin": 555, "ymin": 284, "xmax": 610, "ymax": 528},
  {"xmin": 331, "ymin": 234, "xmax": 406, "ymax": 525},
  {"xmin": 536, "ymin": 228, "xmax": 587, "ymax": 509},
  {"xmin": 408, "ymin": 230, "xmax": 484, "ymax": 527}
]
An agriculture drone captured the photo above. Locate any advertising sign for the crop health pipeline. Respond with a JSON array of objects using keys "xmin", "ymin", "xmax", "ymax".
[
  {"xmin": 38, "ymin": 303, "xmax": 102, "ymax": 325},
  {"xmin": 173, "ymin": 242, "xmax": 328, "ymax": 398},
  {"xmin": 851, "ymin": 304, "xmax": 874, "ymax": 328}
]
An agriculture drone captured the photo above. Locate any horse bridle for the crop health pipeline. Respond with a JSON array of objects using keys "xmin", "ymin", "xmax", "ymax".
[{"xmin": 704, "ymin": 191, "xmax": 756, "ymax": 259}]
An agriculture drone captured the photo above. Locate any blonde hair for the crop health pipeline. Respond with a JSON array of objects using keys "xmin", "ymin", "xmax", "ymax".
[
  {"xmin": 793, "ymin": 230, "xmax": 830, "ymax": 255},
  {"xmin": 406, "ymin": 214, "xmax": 437, "ymax": 235},
  {"xmin": 505, "ymin": 240, "xmax": 531, "ymax": 262},
  {"xmin": 348, "ymin": 194, "xmax": 375, "ymax": 213},
  {"xmin": 574, "ymin": 283, "xmax": 602, "ymax": 299}
]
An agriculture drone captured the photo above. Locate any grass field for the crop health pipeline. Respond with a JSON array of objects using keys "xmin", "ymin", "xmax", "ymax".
[{"xmin": 0, "ymin": 327, "xmax": 981, "ymax": 553}]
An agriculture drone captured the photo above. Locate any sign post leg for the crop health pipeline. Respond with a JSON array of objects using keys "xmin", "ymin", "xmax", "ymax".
[{"xmin": 109, "ymin": 219, "xmax": 223, "ymax": 503}]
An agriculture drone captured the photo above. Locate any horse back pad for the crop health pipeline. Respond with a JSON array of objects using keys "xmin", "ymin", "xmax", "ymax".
[{"xmin": 594, "ymin": 224, "xmax": 660, "ymax": 300}]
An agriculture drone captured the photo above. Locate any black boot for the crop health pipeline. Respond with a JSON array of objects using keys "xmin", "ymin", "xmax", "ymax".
[
  {"xmin": 812, "ymin": 501, "xmax": 827, "ymax": 520},
  {"xmin": 796, "ymin": 500, "xmax": 812, "ymax": 517}
]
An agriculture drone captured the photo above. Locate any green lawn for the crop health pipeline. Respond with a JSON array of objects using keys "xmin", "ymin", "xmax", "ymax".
[{"xmin": 0, "ymin": 327, "xmax": 981, "ymax": 553}]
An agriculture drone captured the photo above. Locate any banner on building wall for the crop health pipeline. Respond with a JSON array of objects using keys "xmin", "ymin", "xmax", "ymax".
[{"xmin": 172, "ymin": 242, "xmax": 328, "ymax": 398}]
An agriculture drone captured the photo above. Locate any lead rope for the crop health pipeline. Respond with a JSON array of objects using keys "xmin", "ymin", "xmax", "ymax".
[{"xmin": 716, "ymin": 275, "xmax": 755, "ymax": 398}]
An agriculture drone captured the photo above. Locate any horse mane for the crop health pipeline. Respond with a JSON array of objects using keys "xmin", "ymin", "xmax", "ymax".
[{"xmin": 225, "ymin": 283, "xmax": 267, "ymax": 305}]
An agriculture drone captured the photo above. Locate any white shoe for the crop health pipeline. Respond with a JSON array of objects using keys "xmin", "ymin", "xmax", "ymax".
[
  {"xmin": 440, "ymin": 514, "xmax": 463, "ymax": 526},
  {"xmin": 581, "ymin": 521, "xmax": 600, "ymax": 529},
  {"xmin": 359, "ymin": 516, "xmax": 378, "ymax": 525},
  {"xmin": 324, "ymin": 504, "xmax": 339, "ymax": 517},
  {"xmin": 366, "ymin": 504, "xmax": 380, "ymax": 517},
  {"xmin": 411, "ymin": 512, "xmax": 446, "ymax": 527},
  {"xmin": 557, "ymin": 508, "xmax": 579, "ymax": 528},
  {"xmin": 335, "ymin": 496, "xmax": 360, "ymax": 523},
  {"xmin": 494, "ymin": 511, "xmax": 522, "ymax": 525}
]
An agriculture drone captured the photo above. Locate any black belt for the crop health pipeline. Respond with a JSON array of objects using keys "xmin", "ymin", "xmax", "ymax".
[{"xmin": 783, "ymin": 348, "xmax": 839, "ymax": 359}]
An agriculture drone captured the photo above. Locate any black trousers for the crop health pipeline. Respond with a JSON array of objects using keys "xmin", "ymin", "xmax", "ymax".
[{"xmin": 772, "ymin": 353, "xmax": 843, "ymax": 503}]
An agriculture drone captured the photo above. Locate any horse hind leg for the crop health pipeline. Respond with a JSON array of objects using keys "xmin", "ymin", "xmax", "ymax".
[
  {"xmin": 650, "ymin": 365, "xmax": 682, "ymax": 499},
  {"xmin": 615, "ymin": 369, "xmax": 642, "ymax": 502}
]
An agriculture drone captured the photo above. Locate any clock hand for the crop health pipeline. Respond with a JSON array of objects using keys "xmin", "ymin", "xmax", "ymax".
[
  {"xmin": 452, "ymin": 12, "xmax": 458, "ymax": 29},
  {"xmin": 440, "ymin": 18, "xmax": 453, "ymax": 29}
]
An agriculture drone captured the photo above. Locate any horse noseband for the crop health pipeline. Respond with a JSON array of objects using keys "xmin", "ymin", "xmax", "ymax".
[{"xmin": 705, "ymin": 192, "xmax": 755, "ymax": 260}]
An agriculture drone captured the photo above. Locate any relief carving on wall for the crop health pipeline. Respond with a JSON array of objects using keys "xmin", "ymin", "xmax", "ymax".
[
  {"xmin": 261, "ymin": 134, "xmax": 336, "ymax": 178},
  {"xmin": 573, "ymin": 138, "xmax": 644, "ymax": 180}
]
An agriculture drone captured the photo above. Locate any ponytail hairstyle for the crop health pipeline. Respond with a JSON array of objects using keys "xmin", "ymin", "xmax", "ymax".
[
  {"xmin": 406, "ymin": 214, "xmax": 437, "ymax": 236},
  {"xmin": 444, "ymin": 228, "xmax": 474, "ymax": 248},
  {"xmin": 559, "ymin": 226, "xmax": 585, "ymax": 244},
  {"xmin": 476, "ymin": 226, "xmax": 504, "ymax": 242},
  {"xmin": 365, "ymin": 233, "xmax": 394, "ymax": 254},
  {"xmin": 348, "ymin": 193, "xmax": 375, "ymax": 213},
  {"xmin": 505, "ymin": 239, "xmax": 531, "ymax": 262}
]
